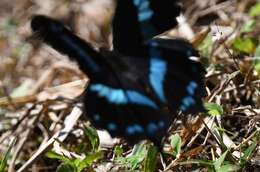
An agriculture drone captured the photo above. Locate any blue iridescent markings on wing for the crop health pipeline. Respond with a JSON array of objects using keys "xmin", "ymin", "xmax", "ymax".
[
  {"xmin": 149, "ymin": 58, "xmax": 167, "ymax": 102},
  {"xmin": 146, "ymin": 121, "xmax": 167, "ymax": 134},
  {"xmin": 126, "ymin": 124, "xmax": 144, "ymax": 135},
  {"xmin": 133, "ymin": 0, "xmax": 156, "ymax": 38},
  {"xmin": 90, "ymin": 84, "xmax": 158, "ymax": 109},
  {"xmin": 147, "ymin": 122, "xmax": 158, "ymax": 134},
  {"xmin": 180, "ymin": 81, "xmax": 198, "ymax": 111},
  {"xmin": 148, "ymin": 44, "xmax": 167, "ymax": 102},
  {"xmin": 93, "ymin": 114, "xmax": 101, "ymax": 121},
  {"xmin": 187, "ymin": 81, "xmax": 197, "ymax": 95},
  {"xmin": 133, "ymin": 0, "xmax": 153, "ymax": 22},
  {"xmin": 127, "ymin": 91, "xmax": 158, "ymax": 108},
  {"xmin": 158, "ymin": 120, "xmax": 165, "ymax": 128},
  {"xmin": 107, "ymin": 123, "xmax": 117, "ymax": 131},
  {"xmin": 181, "ymin": 97, "xmax": 195, "ymax": 108}
]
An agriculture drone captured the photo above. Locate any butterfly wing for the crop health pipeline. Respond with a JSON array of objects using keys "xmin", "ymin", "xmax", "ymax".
[
  {"xmin": 31, "ymin": 15, "xmax": 111, "ymax": 81},
  {"xmin": 31, "ymin": 15, "xmax": 206, "ymax": 146},
  {"xmin": 31, "ymin": 15, "xmax": 173, "ymax": 145},
  {"xmin": 112, "ymin": 0, "xmax": 181, "ymax": 56},
  {"xmin": 82, "ymin": 54, "xmax": 172, "ymax": 145},
  {"xmin": 146, "ymin": 38, "xmax": 206, "ymax": 113}
]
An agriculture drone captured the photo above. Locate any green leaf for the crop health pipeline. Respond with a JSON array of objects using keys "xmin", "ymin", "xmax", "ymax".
[
  {"xmin": 255, "ymin": 62, "xmax": 260, "ymax": 73},
  {"xmin": 232, "ymin": 37, "xmax": 256, "ymax": 54},
  {"xmin": 179, "ymin": 159, "xmax": 213, "ymax": 166},
  {"xmin": 249, "ymin": 3, "xmax": 260, "ymax": 17},
  {"xmin": 241, "ymin": 20, "xmax": 256, "ymax": 33},
  {"xmin": 208, "ymin": 167, "xmax": 215, "ymax": 172},
  {"xmin": 77, "ymin": 152, "xmax": 103, "ymax": 172},
  {"xmin": 213, "ymin": 150, "xmax": 228, "ymax": 170},
  {"xmin": 144, "ymin": 146, "xmax": 158, "ymax": 172},
  {"xmin": 204, "ymin": 103, "xmax": 224, "ymax": 116},
  {"xmin": 170, "ymin": 134, "xmax": 182, "ymax": 157},
  {"xmin": 114, "ymin": 146, "xmax": 124, "ymax": 157},
  {"xmin": 83, "ymin": 125, "xmax": 100, "ymax": 151},
  {"xmin": 254, "ymin": 44, "xmax": 260, "ymax": 57},
  {"xmin": 254, "ymin": 46, "xmax": 260, "ymax": 73},
  {"xmin": 217, "ymin": 164, "xmax": 240, "ymax": 172},
  {"xmin": 0, "ymin": 139, "xmax": 16, "ymax": 172},
  {"xmin": 46, "ymin": 151, "xmax": 70, "ymax": 163},
  {"xmin": 198, "ymin": 35, "xmax": 214, "ymax": 58},
  {"xmin": 56, "ymin": 163, "xmax": 77, "ymax": 172},
  {"xmin": 240, "ymin": 140, "xmax": 258, "ymax": 167},
  {"xmin": 116, "ymin": 143, "xmax": 147, "ymax": 170}
]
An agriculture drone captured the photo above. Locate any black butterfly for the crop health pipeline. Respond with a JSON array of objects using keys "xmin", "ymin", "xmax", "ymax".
[{"xmin": 30, "ymin": 0, "xmax": 205, "ymax": 147}]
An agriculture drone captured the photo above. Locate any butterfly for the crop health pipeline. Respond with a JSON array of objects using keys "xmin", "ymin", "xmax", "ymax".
[{"xmin": 30, "ymin": 0, "xmax": 205, "ymax": 147}]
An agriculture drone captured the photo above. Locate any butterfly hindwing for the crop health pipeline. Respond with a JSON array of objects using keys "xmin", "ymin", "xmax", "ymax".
[
  {"xmin": 146, "ymin": 39, "xmax": 206, "ymax": 113},
  {"xmin": 83, "ymin": 81, "xmax": 171, "ymax": 145}
]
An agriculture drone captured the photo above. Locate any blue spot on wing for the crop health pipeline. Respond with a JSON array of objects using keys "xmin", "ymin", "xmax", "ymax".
[
  {"xmin": 133, "ymin": 0, "xmax": 156, "ymax": 38},
  {"xmin": 126, "ymin": 124, "xmax": 144, "ymax": 135},
  {"xmin": 187, "ymin": 81, "xmax": 197, "ymax": 95},
  {"xmin": 148, "ymin": 45, "xmax": 167, "ymax": 102},
  {"xmin": 93, "ymin": 114, "xmax": 101, "ymax": 121},
  {"xmin": 180, "ymin": 81, "xmax": 198, "ymax": 112},
  {"xmin": 149, "ymin": 57, "xmax": 167, "ymax": 102},
  {"xmin": 158, "ymin": 121, "xmax": 165, "ymax": 128},
  {"xmin": 107, "ymin": 123, "xmax": 117, "ymax": 131},
  {"xmin": 89, "ymin": 84, "xmax": 158, "ymax": 109},
  {"xmin": 147, "ymin": 122, "xmax": 158, "ymax": 134},
  {"xmin": 133, "ymin": 0, "xmax": 153, "ymax": 22},
  {"xmin": 146, "ymin": 121, "xmax": 166, "ymax": 134},
  {"xmin": 127, "ymin": 91, "xmax": 158, "ymax": 108}
]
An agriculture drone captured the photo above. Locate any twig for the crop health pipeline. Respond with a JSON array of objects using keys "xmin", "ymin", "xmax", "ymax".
[
  {"xmin": 8, "ymin": 105, "xmax": 43, "ymax": 172},
  {"xmin": 0, "ymin": 81, "xmax": 17, "ymax": 109},
  {"xmin": 223, "ymin": 42, "xmax": 240, "ymax": 70},
  {"xmin": 189, "ymin": 0, "xmax": 235, "ymax": 25},
  {"xmin": 186, "ymin": 116, "xmax": 212, "ymax": 148},
  {"xmin": 234, "ymin": 130, "xmax": 259, "ymax": 150},
  {"xmin": 17, "ymin": 106, "xmax": 82, "ymax": 172}
]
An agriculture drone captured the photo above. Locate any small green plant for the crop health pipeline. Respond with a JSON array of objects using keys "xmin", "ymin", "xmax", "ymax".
[
  {"xmin": 239, "ymin": 135, "xmax": 259, "ymax": 169},
  {"xmin": 180, "ymin": 150, "xmax": 240, "ymax": 172},
  {"xmin": 46, "ymin": 125, "xmax": 102, "ymax": 172},
  {"xmin": 179, "ymin": 132, "xmax": 259, "ymax": 172},
  {"xmin": 83, "ymin": 124, "xmax": 100, "ymax": 151},
  {"xmin": 116, "ymin": 142, "xmax": 158, "ymax": 172},
  {"xmin": 204, "ymin": 103, "xmax": 224, "ymax": 116},
  {"xmin": 170, "ymin": 133, "xmax": 182, "ymax": 158},
  {"xmin": 249, "ymin": 2, "xmax": 260, "ymax": 17},
  {"xmin": 0, "ymin": 139, "xmax": 16, "ymax": 172},
  {"xmin": 116, "ymin": 143, "xmax": 148, "ymax": 171},
  {"xmin": 198, "ymin": 34, "xmax": 214, "ymax": 61},
  {"xmin": 47, "ymin": 151, "xmax": 102, "ymax": 172},
  {"xmin": 232, "ymin": 37, "xmax": 256, "ymax": 54},
  {"xmin": 144, "ymin": 146, "xmax": 158, "ymax": 172},
  {"xmin": 240, "ymin": 20, "xmax": 256, "ymax": 33}
]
